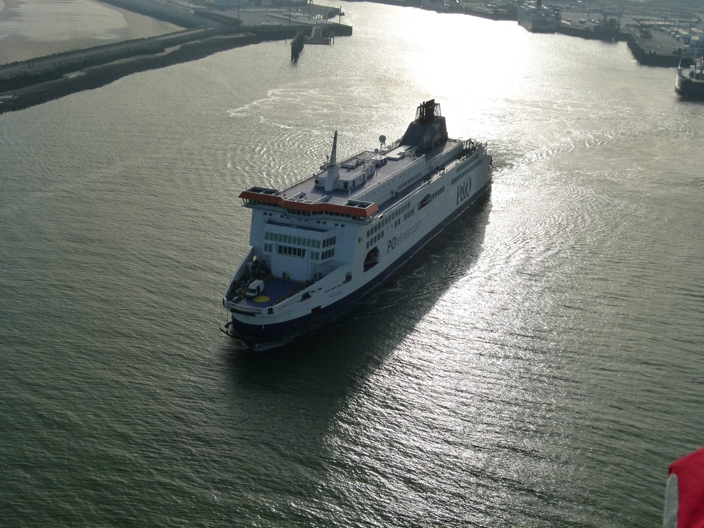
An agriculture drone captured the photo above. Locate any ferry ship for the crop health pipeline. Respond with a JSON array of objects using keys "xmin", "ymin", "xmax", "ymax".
[
  {"xmin": 221, "ymin": 100, "xmax": 492, "ymax": 344},
  {"xmin": 678, "ymin": 36, "xmax": 704, "ymax": 67},
  {"xmin": 517, "ymin": 0, "xmax": 557, "ymax": 33},
  {"xmin": 676, "ymin": 56, "xmax": 704, "ymax": 98}
]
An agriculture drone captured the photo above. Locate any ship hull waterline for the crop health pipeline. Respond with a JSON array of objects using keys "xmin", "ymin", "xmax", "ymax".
[{"xmin": 675, "ymin": 77, "xmax": 704, "ymax": 98}]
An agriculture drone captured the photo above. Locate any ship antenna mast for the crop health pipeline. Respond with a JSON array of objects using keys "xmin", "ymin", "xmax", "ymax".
[
  {"xmin": 328, "ymin": 131, "xmax": 338, "ymax": 168},
  {"xmin": 324, "ymin": 131, "xmax": 340, "ymax": 192}
]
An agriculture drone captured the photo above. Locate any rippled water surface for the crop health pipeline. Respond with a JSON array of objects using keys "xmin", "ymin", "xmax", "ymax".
[{"xmin": 2, "ymin": 3, "xmax": 704, "ymax": 526}]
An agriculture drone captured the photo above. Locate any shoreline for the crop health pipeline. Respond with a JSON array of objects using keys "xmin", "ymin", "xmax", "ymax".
[
  {"xmin": 0, "ymin": 0, "xmax": 183, "ymax": 66},
  {"xmin": 0, "ymin": 0, "xmax": 687, "ymax": 114},
  {"xmin": 0, "ymin": 33, "xmax": 261, "ymax": 113},
  {"xmin": 0, "ymin": 24, "xmax": 351, "ymax": 114}
]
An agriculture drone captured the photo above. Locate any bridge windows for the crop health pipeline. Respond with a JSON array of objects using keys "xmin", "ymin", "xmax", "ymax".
[
  {"xmin": 277, "ymin": 245, "xmax": 306, "ymax": 258},
  {"xmin": 266, "ymin": 231, "xmax": 323, "ymax": 248}
]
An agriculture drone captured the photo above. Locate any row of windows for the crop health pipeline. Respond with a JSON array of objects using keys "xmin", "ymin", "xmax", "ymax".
[
  {"xmin": 284, "ymin": 208, "xmax": 354, "ymax": 219},
  {"xmin": 404, "ymin": 208, "xmax": 415, "ymax": 221},
  {"xmin": 278, "ymin": 245, "xmax": 305, "ymax": 258},
  {"xmin": 451, "ymin": 158, "xmax": 482, "ymax": 185},
  {"xmin": 366, "ymin": 230, "xmax": 385, "ymax": 249},
  {"xmin": 367, "ymin": 201, "xmax": 413, "ymax": 237},
  {"xmin": 247, "ymin": 202, "xmax": 360, "ymax": 220},
  {"xmin": 266, "ymin": 231, "xmax": 322, "ymax": 248},
  {"xmin": 324, "ymin": 211, "xmax": 354, "ymax": 218},
  {"xmin": 398, "ymin": 201, "xmax": 413, "ymax": 214},
  {"xmin": 418, "ymin": 186, "xmax": 446, "ymax": 211},
  {"xmin": 460, "ymin": 153, "xmax": 478, "ymax": 171},
  {"xmin": 310, "ymin": 249, "xmax": 336, "ymax": 261},
  {"xmin": 265, "ymin": 233, "xmax": 337, "ymax": 250},
  {"xmin": 430, "ymin": 186, "xmax": 445, "ymax": 199},
  {"xmin": 398, "ymin": 169, "xmax": 422, "ymax": 192},
  {"xmin": 263, "ymin": 243, "xmax": 335, "ymax": 262},
  {"xmin": 263, "ymin": 209, "xmax": 350, "ymax": 227},
  {"xmin": 286, "ymin": 209, "xmax": 314, "ymax": 216}
]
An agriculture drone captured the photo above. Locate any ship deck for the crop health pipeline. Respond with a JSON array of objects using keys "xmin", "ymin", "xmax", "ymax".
[
  {"xmin": 280, "ymin": 140, "xmax": 462, "ymax": 211},
  {"xmin": 235, "ymin": 277, "xmax": 304, "ymax": 310}
]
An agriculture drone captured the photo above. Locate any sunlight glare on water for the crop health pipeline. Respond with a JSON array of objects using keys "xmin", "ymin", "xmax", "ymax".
[{"xmin": 1, "ymin": 1, "xmax": 704, "ymax": 526}]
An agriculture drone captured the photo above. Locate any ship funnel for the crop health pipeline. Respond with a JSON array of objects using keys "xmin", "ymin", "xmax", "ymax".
[{"xmin": 324, "ymin": 131, "xmax": 340, "ymax": 192}]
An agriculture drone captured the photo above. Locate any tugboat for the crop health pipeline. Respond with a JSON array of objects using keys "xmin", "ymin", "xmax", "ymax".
[{"xmin": 221, "ymin": 100, "xmax": 492, "ymax": 345}]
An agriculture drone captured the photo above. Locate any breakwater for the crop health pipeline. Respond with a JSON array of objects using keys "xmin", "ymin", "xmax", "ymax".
[
  {"xmin": 0, "ymin": 23, "xmax": 352, "ymax": 114},
  {"xmin": 98, "ymin": 0, "xmax": 212, "ymax": 28},
  {"xmin": 557, "ymin": 24, "xmax": 627, "ymax": 42},
  {"xmin": 0, "ymin": 28, "xmax": 210, "ymax": 93}
]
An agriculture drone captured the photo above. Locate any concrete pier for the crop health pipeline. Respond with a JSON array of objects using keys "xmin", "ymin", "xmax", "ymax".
[{"xmin": 0, "ymin": 2, "xmax": 352, "ymax": 114}]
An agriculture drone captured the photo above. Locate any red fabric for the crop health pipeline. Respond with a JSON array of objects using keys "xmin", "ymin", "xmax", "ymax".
[{"xmin": 669, "ymin": 447, "xmax": 704, "ymax": 528}]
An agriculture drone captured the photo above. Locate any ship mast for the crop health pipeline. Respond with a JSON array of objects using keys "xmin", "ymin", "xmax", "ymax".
[{"xmin": 324, "ymin": 131, "xmax": 340, "ymax": 191}]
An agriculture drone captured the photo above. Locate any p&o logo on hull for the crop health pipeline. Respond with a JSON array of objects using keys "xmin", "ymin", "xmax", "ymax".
[{"xmin": 456, "ymin": 179, "xmax": 472, "ymax": 206}]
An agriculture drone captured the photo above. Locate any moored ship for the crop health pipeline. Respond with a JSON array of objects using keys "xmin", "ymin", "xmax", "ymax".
[
  {"xmin": 517, "ymin": 0, "xmax": 557, "ymax": 33},
  {"xmin": 676, "ymin": 56, "xmax": 704, "ymax": 98},
  {"xmin": 221, "ymin": 100, "xmax": 492, "ymax": 345}
]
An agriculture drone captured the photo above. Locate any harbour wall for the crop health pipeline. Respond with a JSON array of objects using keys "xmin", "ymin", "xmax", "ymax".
[
  {"xmin": 0, "ymin": 23, "xmax": 352, "ymax": 114},
  {"xmin": 99, "ymin": 0, "xmax": 215, "ymax": 28},
  {"xmin": 365, "ymin": 0, "xmax": 683, "ymax": 67},
  {"xmin": 556, "ymin": 24, "xmax": 627, "ymax": 42},
  {"xmin": 625, "ymin": 34, "xmax": 681, "ymax": 67}
]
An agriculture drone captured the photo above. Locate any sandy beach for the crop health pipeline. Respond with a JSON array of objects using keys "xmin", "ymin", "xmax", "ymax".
[{"xmin": 0, "ymin": 0, "xmax": 182, "ymax": 65}]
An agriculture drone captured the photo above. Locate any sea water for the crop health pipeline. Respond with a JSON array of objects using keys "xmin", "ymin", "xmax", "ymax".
[{"xmin": 1, "ymin": 2, "xmax": 703, "ymax": 525}]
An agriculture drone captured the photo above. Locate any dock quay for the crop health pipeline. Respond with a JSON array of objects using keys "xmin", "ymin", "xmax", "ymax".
[
  {"xmin": 306, "ymin": 26, "xmax": 335, "ymax": 45},
  {"xmin": 557, "ymin": 7, "xmax": 691, "ymax": 67},
  {"xmin": 0, "ymin": 2, "xmax": 351, "ymax": 114},
  {"xmin": 625, "ymin": 32, "xmax": 682, "ymax": 67},
  {"xmin": 367, "ymin": 0, "xmax": 699, "ymax": 68}
]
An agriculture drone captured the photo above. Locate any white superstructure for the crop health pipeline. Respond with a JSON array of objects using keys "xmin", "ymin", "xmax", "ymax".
[
  {"xmin": 676, "ymin": 56, "xmax": 704, "ymax": 97},
  {"xmin": 221, "ymin": 100, "xmax": 492, "ymax": 344}
]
